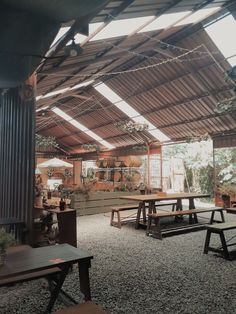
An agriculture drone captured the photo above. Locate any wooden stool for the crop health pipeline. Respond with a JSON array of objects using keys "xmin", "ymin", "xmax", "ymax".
[
  {"xmin": 53, "ymin": 301, "xmax": 107, "ymax": 314},
  {"xmin": 204, "ymin": 222, "xmax": 236, "ymax": 260},
  {"xmin": 110, "ymin": 204, "xmax": 139, "ymax": 228}
]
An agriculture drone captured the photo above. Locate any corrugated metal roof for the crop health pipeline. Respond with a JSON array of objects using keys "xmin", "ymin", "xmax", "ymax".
[{"xmin": 36, "ymin": 0, "xmax": 236, "ymax": 154}]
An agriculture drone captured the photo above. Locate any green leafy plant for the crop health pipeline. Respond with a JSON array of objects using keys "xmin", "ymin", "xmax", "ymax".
[
  {"xmin": 132, "ymin": 144, "xmax": 147, "ymax": 152},
  {"xmin": 64, "ymin": 168, "xmax": 73, "ymax": 177},
  {"xmin": 114, "ymin": 121, "xmax": 149, "ymax": 133},
  {"xmin": 47, "ymin": 168, "xmax": 54, "ymax": 178},
  {"xmin": 73, "ymin": 181, "xmax": 95, "ymax": 198},
  {"xmin": 0, "ymin": 229, "xmax": 15, "ymax": 252},
  {"xmin": 36, "ymin": 134, "xmax": 59, "ymax": 148},
  {"xmin": 214, "ymin": 96, "xmax": 236, "ymax": 113},
  {"xmin": 82, "ymin": 144, "xmax": 100, "ymax": 151}
]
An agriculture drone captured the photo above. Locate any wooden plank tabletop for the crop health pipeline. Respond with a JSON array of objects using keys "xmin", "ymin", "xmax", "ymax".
[
  {"xmin": 120, "ymin": 193, "xmax": 210, "ymax": 202},
  {"xmin": 0, "ymin": 244, "xmax": 92, "ymax": 280}
]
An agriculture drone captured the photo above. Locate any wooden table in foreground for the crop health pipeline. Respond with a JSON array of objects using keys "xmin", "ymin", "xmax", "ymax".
[
  {"xmin": 120, "ymin": 193, "xmax": 210, "ymax": 228},
  {"xmin": 0, "ymin": 244, "xmax": 93, "ymax": 313}
]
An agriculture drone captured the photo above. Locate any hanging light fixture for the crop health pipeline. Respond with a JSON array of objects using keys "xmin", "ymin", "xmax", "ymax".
[{"xmin": 65, "ymin": 38, "xmax": 83, "ymax": 57}]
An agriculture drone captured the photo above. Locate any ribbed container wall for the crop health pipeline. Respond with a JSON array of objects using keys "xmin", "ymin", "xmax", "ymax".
[{"xmin": 0, "ymin": 88, "xmax": 35, "ymax": 236}]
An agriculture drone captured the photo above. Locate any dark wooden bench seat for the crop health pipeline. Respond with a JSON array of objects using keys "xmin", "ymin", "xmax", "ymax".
[
  {"xmin": 147, "ymin": 207, "xmax": 224, "ymax": 240},
  {"xmin": 0, "ymin": 245, "xmax": 61, "ymax": 287},
  {"xmin": 204, "ymin": 222, "xmax": 236, "ymax": 260},
  {"xmin": 226, "ymin": 207, "xmax": 236, "ymax": 214},
  {"xmin": 53, "ymin": 301, "xmax": 107, "ymax": 314},
  {"xmin": 0, "ymin": 267, "xmax": 61, "ymax": 286},
  {"xmin": 110, "ymin": 201, "xmax": 177, "ymax": 229}
]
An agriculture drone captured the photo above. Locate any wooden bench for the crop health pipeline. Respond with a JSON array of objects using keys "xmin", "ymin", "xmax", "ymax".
[
  {"xmin": 53, "ymin": 301, "xmax": 107, "ymax": 314},
  {"xmin": 146, "ymin": 207, "xmax": 224, "ymax": 240},
  {"xmin": 0, "ymin": 245, "xmax": 61, "ymax": 287},
  {"xmin": 110, "ymin": 202, "xmax": 177, "ymax": 229},
  {"xmin": 226, "ymin": 207, "xmax": 236, "ymax": 214},
  {"xmin": 203, "ymin": 222, "xmax": 236, "ymax": 260}
]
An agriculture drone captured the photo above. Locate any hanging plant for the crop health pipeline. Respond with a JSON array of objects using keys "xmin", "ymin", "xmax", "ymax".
[
  {"xmin": 82, "ymin": 144, "xmax": 100, "ymax": 151},
  {"xmin": 132, "ymin": 144, "xmax": 148, "ymax": 152},
  {"xmin": 114, "ymin": 121, "xmax": 149, "ymax": 133},
  {"xmin": 36, "ymin": 134, "xmax": 59, "ymax": 148},
  {"xmin": 186, "ymin": 132, "xmax": 211, "ymax": 143},
  {"xmin": 64, "ymin": 168, "xmax": 73, "ymax": 177},
  {"xmin": 214, "ymin": 96, "xmax": 236, "ymax": 114},
  {"xmin": 47, "ymin": 168, "xmax": 54, "ymax": 178}
]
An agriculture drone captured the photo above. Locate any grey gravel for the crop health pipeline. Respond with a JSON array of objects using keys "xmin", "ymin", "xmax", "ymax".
[{"xmin": 1, "ymin": 211, "xmax": 236, "ymax": 314}]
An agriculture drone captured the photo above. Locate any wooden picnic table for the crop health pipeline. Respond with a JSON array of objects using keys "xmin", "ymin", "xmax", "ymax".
[
  {"xmin": 120, "ymin": 193, "xmax": 210, "ymax": 228},
  {"xmin": 0, "ymin": 243, "xmax": 93, "ymax": 312}
]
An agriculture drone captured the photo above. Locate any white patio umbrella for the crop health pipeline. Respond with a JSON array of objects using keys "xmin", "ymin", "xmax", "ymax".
[{"xmin": 37, "ymin": 157, "xmax": 73, "ymax": 168}]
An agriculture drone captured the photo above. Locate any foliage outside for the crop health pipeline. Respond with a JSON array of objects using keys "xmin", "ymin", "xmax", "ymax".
[
  {"xmin": 0, "ymin": 228, "xmax": 15, "ymax": 252},
  {"xmin": 163, "ymin": 140, "xmax": 236, "ymax": 198},
  {"xmin": 163, "ymin": 140, "xmax": 214, "ymax": 195},
  {"xmin": 215, "ymin": 147, "xmax": 236, "ymax": 196}
]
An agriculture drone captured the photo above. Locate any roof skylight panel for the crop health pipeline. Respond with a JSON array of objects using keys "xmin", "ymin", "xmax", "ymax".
[
  {"xmin": 95, "ymin": 83, "xmax": 170, "ymax": 142},
  {"xmin": 51, "ymin": 107, "xmax": 115, "ymax": 149},
  {"xmin": 205, "ymin": 14, "xmax": 236, "ymax": 67}
]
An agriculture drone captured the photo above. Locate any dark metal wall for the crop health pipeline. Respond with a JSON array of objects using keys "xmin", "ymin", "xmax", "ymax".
[{"xmin": 0, "ymin": 86, "xmax": 35, "ymax": 237}]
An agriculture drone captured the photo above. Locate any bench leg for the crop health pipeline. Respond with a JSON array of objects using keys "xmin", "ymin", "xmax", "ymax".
[
  {"xmin": 219, "ymin": 231, "xmax": 230, "ymax": 260},
  {"xmin": 204, "ymin": 229, "xmax": 211, "ymax": 254},
  {"xmin": 110, "ymin": 211, "xmax": 115, "ymax": 226},
  {"xmin": 210, "ymin": 210, "xmax": 225, "ymax": 224},
  {"xmin": 146, "ymin": 215, "xmax": 152, "ymax": 236},
  {"xmin": 110, "ymin": 210, "xmax": 122, "ymax": 228},
  {"xmin": 220, "ymin": 210, "xmax": 225, "ymax": 223},
  {"xmin": 46, "ymin": 264, "xmax": 70, "ymax": 312},
  {"xmin": 210, "ymin": 211, "xmax": 215, "ymax": 224},
  {"xmin": 116, "ymin": 211, "xmax": 122, "ymax": 229},
  {"xmin": 172, "ymin": 204, "xmax": 176, "ymax": 212},
  {"xmin": 152, "ymin": 218, "xmax": 162, "ymax": 240}
]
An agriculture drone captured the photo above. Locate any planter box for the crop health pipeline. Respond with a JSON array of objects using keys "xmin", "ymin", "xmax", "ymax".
[
  {"xmin": 71, "ymin": 191, "xmax": 139, "ymax": 216},
  {"xmin": 215, "ymin": 192, "xmax": 236, "ymax": 208}
]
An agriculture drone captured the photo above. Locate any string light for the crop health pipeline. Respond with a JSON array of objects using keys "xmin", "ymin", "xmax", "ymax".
[{"xmin": 40, "ymin": 44, "xmax": 205, "ymax": 79}]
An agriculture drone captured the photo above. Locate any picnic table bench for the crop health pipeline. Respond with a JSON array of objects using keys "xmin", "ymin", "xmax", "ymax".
[
  {"xmin": 110, "ymin": 201, "xmax": 177, "ymax": 229},
  {"xmin": 204, "ymin": 221, "xmax": 236, "ymax": 260},
  {"xmin": 146, "ymin": 207, "xmax": 224, "ymax": 240}
]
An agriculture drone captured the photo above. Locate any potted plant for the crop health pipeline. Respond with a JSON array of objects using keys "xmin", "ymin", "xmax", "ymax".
[
  {"xmin": 0, "ymin": 228, "xmax": 15, "ymax": 266},
  {"xmin": 218, "ymin": 183, "xmax": 236, "ymax": 208}
]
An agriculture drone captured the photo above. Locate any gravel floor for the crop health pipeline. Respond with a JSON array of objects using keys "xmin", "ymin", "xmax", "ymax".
[{"xmin": 1, "ymin": 211, "xmax": 236, "ymax": 314}]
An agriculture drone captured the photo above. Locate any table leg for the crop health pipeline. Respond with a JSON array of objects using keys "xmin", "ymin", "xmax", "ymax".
[
  {"xmin": 142, "ymin": 203, "xmax": 146, "ymax": 223},
  {"xmin": 78, "ymin": 260, "xmax": 91, "ymax": 301},
  {"xmin": 135, "ymin": 202, "xmax": 143, "ymax": 229},
  {"xmin": 175, "ymin": 199, "xmax": 183, "ymax": 222},
  {"xmin": 149, "ymin": 201, "xmax": 156, "ymax": 214},
  {"xmin": 176, "ymin": 199, "xmax": 183, "ymax": 211},
  {"xmin": 189, "ymin": 198, "xmax": 195, "ymax": 209},
  {"xmin": 189, "ymin": 197, "xmax": 198, "ymax": 223},
  {"xmin": 46, "ymin": 264, "xmax": 70, "ymax": 313}
]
